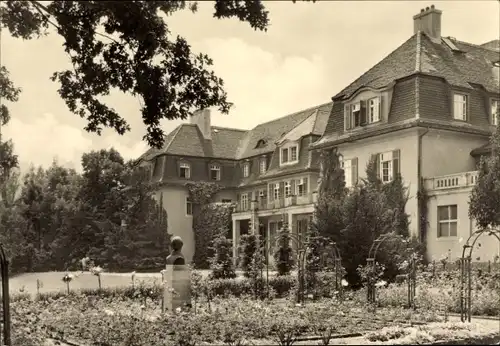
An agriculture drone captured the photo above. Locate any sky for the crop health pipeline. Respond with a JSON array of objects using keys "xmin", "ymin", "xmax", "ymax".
[{"xmin": 1, "ymin": 1, "xmax": 499, "ymax": 173}]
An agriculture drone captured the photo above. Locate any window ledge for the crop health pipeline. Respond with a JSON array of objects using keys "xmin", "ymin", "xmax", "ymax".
[
  {"xmin": 435, "ymin": 237, "xmax": 459, "ymax": 242},
  {"xmin": 346, "ymin": 121, "xmax": 384, "ymax": 133},
  {"xmin": 280, "ymin": 160, "xmax": 299, "ymax": 167}
]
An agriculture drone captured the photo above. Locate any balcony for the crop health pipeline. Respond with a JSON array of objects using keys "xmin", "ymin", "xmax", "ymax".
[
  {"xmin": 424, "ymin": 171, "xmax": 479, "ymax": 192},
  {"xmin": 233, "ymin": 192, "xmax": 317, "ymax": 213}
]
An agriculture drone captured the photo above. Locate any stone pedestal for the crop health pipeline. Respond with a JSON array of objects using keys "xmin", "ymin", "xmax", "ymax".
[{"xmin": 162, "ymin": 264, "xmax": 191, "ymax": 313}]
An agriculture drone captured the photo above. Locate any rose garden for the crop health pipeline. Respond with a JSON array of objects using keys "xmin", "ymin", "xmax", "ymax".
[{"xmin": 0, "ymin": 149, "xmax": 498, "ymax": 346}]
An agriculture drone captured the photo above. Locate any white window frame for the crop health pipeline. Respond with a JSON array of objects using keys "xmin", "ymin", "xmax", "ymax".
[
  {"xmin": 280, "ymin": 143, "xmax": 299, "ymax": 166},
  {"xmin": 259, "ymin": 190, "xmax": 265, "ymax": 199},
  {"xmin": 209, "ymin": 164, "xmax": 221, "ymax": 181},
  {"xmin": 273, "ymin": 183, "xmax": 280, "ymax": 199},
  {"xmin": 241, "ymin": 193, "xmax": 248, "ymax": 211},
  {"xmin": 491, "ymin": 99, "xmax": 499, "ymax": 126},
  {"xmin": 290, "ymin": 146, "xmax": 298, "ymax": 162},
  {"xmin": 296, "ymin": 178, "xmax": 306, "ymax": 196},
  {"xmin": 341, "ymin": 159, "xmax": 353, "ymax": 188},
  {"xmin": 284, "ymin": 181, "xmax": 292, "ymax": 197},
  {"xmin": 351, "ymin": 102, "xmax": 362, "ymax": 128},
  {"xmin": 186, "ymin": 196, "xmax": 193, "ymax": 216},
  {"xmin": 243, "ymin": 162, "xmax": 250, "ymax": 178},
  {"xmin": 379, "ymin": 152, "xmax": 393, "ymax": 183},
  {"xmin": 368, "ymin": 97, "xmax": 380, "ymax": 123},
  {"xmin": 179, "ymin": 162, "xmax": 191, "ymax": 179},
  {"xmin": 259, "ymin": 159, "xmax": 267, "ymax": 174},
  {"xmin": 453, "ymin": 93, "xmax": 468, "ymax": 121},
  {"xmin": 437, "ymin": 205, "xmax": 458, "ymax": 238}
]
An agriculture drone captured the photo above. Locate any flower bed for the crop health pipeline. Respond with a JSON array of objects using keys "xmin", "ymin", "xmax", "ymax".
[
  {"xmin": 9, "ymin": 292, "xmax": 443, "ymax": 346},
  {"xmin": 365, "ymin": 321, "xmax": 500, "ymax": 345},
  {"xmin": 376, "ymin": 265, "xmax": 500, "ymax": 317}
]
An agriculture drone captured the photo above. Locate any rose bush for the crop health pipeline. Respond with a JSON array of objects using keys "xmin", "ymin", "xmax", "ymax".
[
  {"xmin": 376, "ymin": 263, "xmax": 500, "ymax": 317},
  {"xmin": 6, "ymin": 290, "xmax": 443, "ymax": 345}
]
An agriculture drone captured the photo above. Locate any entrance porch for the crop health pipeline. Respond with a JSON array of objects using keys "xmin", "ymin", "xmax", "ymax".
[{"xmin": 232, "ymin": 212, "xmax": 314, "ymax": 267}]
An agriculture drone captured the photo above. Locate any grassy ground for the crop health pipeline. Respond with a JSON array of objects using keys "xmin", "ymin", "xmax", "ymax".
[{"xmin": 7, "ymin": 269, "xmax": 282, "ymax": 295}]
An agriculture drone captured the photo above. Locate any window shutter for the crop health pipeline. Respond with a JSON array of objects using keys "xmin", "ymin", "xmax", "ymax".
[
  {"xmin": 392, "ymin": 149, "xmax": 401, "ymax": 178},
  {"xmin": 236, "ymin": 193, "xmax": 240, "ymax": 204},
  {"xmin": 371, "ymin": 154, "xmax": 380, "ymax": 178},
  {"xmin": 303, "ymin": 177, "xmax": 308, "ymax": 193},
  {"xmin": 344, "ymin": 104, "xmax": 351, "ymax": 130},
  {"xmin": 351, "ymin": 157, "xmax": 358, "ymax": 185},
  {"xmin": 360, "ymin": 100, "xmax": 367, "ymax": 125},
  {"xmin": 291, "ymin": 180, "xmax": 296, "ymax": 195},
  {"xmin": 279, "ymin": 182, "xmax": 285, "ymax": 198},
  {"xmin": 268, "ymin": 184, "xmax": 274, "ymax": 201},
  {"xmin": 378, "ymin": 96, "xmax": 383, "ymax": 121}
]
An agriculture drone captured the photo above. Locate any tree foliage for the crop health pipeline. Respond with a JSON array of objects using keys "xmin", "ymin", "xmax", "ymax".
[
  {"xmin": 469, "ymin": 125, "xmax": 500, "ymax": 229},
  {"xmin": 185, "ymin": 182, "xmax": 227, "ymax": 269},
  {"xmin": 209, "ymin": 231, "xmax": 236, "ymax": 280},
  {"xmin": 0, "ymin": 0, "xmax": 279, "ymax": 148},
  {"xmin": 1, "ymin": 149, "xmax": 171, "ymax": 274},
  {"xmin": 273, "ymin": 225, "xmax": 294, "ymax": 276},
  {"xmin": 313, "ymin": 151, "xmax": 415, "ymax": 286}
]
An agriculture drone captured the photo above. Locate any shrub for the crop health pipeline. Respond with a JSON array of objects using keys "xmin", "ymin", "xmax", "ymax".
[
  {"xmin": 239, "ymin": 234, "xmax": 261, "ymax": 278},
  {"xmin": 305, "ymin": 229, "xmax": 329, "ymax": 297},
  {"xmin": 209, "ymin": 233, "xmax": 236, "ymax": 280},
  {"xmin": 273, "ymin": 227, "xmax": 294, "ymax": 276}
]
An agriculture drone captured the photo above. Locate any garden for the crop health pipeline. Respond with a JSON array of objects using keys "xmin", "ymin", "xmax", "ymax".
[
  {"xmin": 2, "ymin": 150, "xmax": 500, "ymax": 345},
  {"xmin": 3, "ymin": 241, "xmax": 499, "ymax": 346}
]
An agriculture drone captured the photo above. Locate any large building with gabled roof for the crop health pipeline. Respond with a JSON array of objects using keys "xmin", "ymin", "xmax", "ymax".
[
  {"xmin": 312, "ymin": 4, "xmax": 499, "ymax": 262},
  {"xmin": 139, "ymin": 4, "xmax": 499, "ymax": 264},
  {"xmin": 138, "ymin": 103, "xmax": 332, "ymax": 263}
]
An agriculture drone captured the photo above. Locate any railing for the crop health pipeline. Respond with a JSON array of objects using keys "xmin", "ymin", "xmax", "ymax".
[
  {"xmin": 424, "ymin": 171, "xmax": 479, "ymax": 191},
  {"xmin": 234, "ymin": 192, "xmax": 317, "ymax": 213}
]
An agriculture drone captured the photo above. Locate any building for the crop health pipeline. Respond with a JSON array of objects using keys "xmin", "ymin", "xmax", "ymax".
[
  {"xmin": 311, "ymin": 5, "xmax": 500, "ymax": 262},
  {"xmin": 138, "ymin": 104, "xmax": 332, "ymax": 263}
]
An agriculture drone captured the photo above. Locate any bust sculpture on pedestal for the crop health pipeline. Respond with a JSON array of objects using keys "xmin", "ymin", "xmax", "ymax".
[
  {"xmin": 162, "ymin": 236, "xmax": 191, "ymax": 313},
  {"xmin": 166, "ymin": 236, "xmax": 186, "ymax": 266}
]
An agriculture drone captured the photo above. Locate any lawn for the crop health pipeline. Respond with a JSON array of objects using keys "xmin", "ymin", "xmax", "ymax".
[{"xmin": 7, "ymin": 269, "xmax": 281, "ymax": 295}]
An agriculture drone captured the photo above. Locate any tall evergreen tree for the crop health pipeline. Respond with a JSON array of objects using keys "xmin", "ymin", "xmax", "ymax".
[{"xmin": 470, "ymin": 125, "xmax": 500, "ymax": 229}]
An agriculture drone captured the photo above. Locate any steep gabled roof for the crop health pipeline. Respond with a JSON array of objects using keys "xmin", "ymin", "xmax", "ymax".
[
  {"xmin": 333, "ymin": 32, "xmax": 500, "ymax": 102},
  {"xmin": 139, "ymin": 124, "xmax": 247, "ymax": 161},
  {"xmin": 236, "ymin": 102, "xmax": 333, "ymax": 159},
  {"xmin": 422, "ymin": 37, "xmax": 500, "ymax": 93},
  {"xmin": 138, "ymin": 102, "xmax": 333, "ymax": 163},
  {"xmin": 333, "ymin": 34, "xmax": 420, "ymax": 101}
]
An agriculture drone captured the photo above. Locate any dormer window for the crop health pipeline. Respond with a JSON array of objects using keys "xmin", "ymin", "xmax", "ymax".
[
  {"xmin": 345, "ymin": 101, "xmax": 367, "ymax": 130},
  {"xmin": 453, "ymin": 93, "xmax": 468, "ymax": 121},
  {"xmin": 368, "ymin": 97, "xmax": 381, "ymax": 123},
  {"xmin": 280, "ymin": 144, "xmax": 299, "ymax": 166},
  {"xmin": 255, "ymin": 139, "xmax": 267, "ymax": 149},
  {"xmin": 491, "ymin": 99, "xmax": 499, "ymax": 126},
  {"xmin": 243, "ymin": 162, "xmax": 250, "ymax": 178},
  {"xmin": 259, "ymin": 158, "xmax": 267, "ymax": 174},
  {"xmin": 179, "ymin": 162, "xmax": 191, "ymax": 179},
  {"xmin": 209, "ymin": 164, "xmax": 221, "ymax": 181}
]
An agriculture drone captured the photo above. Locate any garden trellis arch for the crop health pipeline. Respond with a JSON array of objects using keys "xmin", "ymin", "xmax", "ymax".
[
  {"xmin": 272, "ymin": 228, "xmax": 310, "ymax": 304},
  {"xmin": 366, "ymin": 233, "xmax": 417, "ymax": 307},
  {"xmin": 0, "ymin": 243, "xmax": 11, "ymax": 345},
  {"xmin": 269, "ymin": 222, "xmax": 345, "ymax": 304},
  {"xmin": 460, "ymin": 228, "xmax": 500, "ymax": 323}
]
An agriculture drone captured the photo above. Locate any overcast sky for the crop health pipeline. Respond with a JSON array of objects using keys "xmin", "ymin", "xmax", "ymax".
[{"xmin": 2, "ymin": 1, "xmax": 499, "ymax": 172}]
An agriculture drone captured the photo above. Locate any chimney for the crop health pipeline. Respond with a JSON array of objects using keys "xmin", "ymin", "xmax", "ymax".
[
  {"xmin": 413, "ymin": 5, "xmax": 442, "ymax": 42},
  {"xmin": 190, "ymin": 108, "xmax": 212, "ymax": 140}
]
